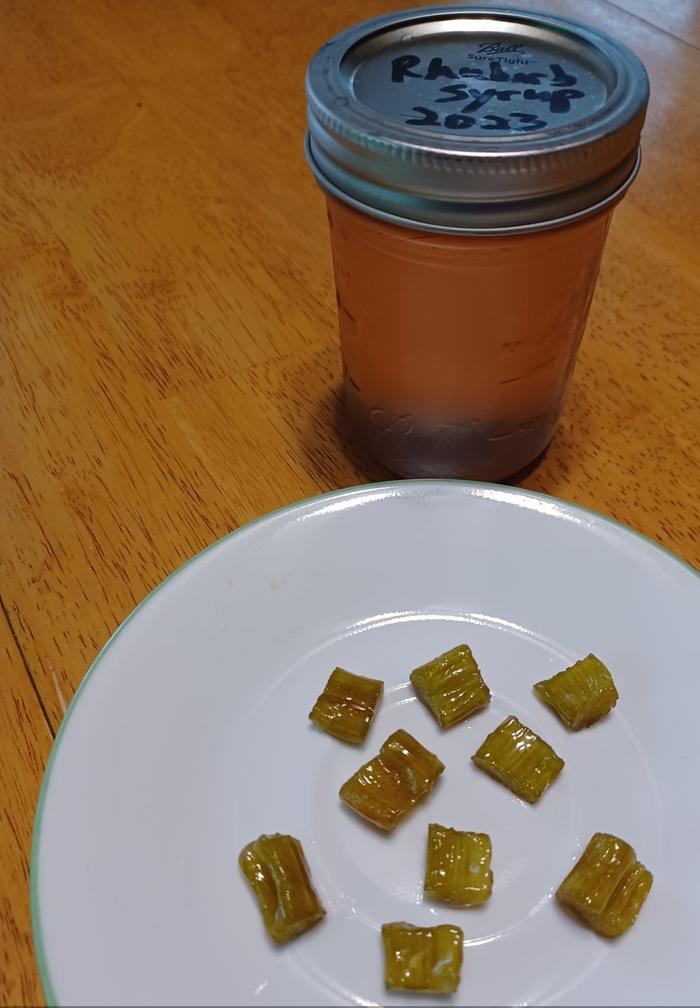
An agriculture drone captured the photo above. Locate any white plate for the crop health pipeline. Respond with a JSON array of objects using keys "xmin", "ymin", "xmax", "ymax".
[{"xmin": 32, "ymin": 481, "xmax": 700, "ymax": 1007}]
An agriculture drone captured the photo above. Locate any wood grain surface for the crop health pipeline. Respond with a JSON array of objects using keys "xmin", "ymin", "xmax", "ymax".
[
  {"xmin": 1, "ymin": 1, "xmax": 698, "ymax": 1003},
  {"xmin": 609, "ymin": 0, "xmax": 700, "ymax": 47},
  {"xmin": 0, "ymin": 611, "xmax": 51, "ymax": 1008}
]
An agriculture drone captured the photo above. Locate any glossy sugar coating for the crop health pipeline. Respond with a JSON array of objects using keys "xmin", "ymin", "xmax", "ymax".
[
  {"xmin": 309, "ymin": 667, "xmax": 383, "ymax": 743},
  {"xmin": 239, "ymin": 833, "xmax": 325, "ymax": 942},
  {"xmin": 534, "ymin": 654, "xmax": 619, "ymax": 730},
  {"xmin": 424, "ymin": 823, "xmax": 493, "ymax": 906},
  {"xmin": 411, "ymin": 644, "xmax": 491, "ymax": 728},
  {"xmin": 382, "ymin": 921, "xmax": 464, "ymax": 993},
  {"xmin": 339, "ymin": 729, "xmax": 445, "ymax": 830},
  {"xmin": 472, "ymin": 715, "xmax": 564, "ymax": 803},
  {"xmin": 557, "ymin": 832, "xmax": 653, "ymax": 937}
]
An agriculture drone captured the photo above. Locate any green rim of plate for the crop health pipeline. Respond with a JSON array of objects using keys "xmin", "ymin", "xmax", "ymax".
[{"xmin": 30, "ymin": 478, "xmax": 698, "ymax": 1006}]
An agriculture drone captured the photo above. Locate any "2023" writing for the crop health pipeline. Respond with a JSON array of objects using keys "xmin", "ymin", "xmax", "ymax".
[{"xmin": 405, "ymin": 107, "xmax": 547, "ymax": 131}]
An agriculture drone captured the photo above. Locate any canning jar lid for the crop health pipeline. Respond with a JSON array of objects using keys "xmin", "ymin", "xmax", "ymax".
[{"xmin": 305, "ymin": 5, "xmax": 649, "ymax": 233}]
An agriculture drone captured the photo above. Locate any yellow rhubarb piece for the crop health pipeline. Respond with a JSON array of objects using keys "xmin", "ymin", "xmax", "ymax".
[
  {"xmin": 557, "ymin": 832, "xmax": 653, "ymax": 937},
  {"xmin": 411, "ymin": 644, "xmax": 490, "ymax": 728},
  {"xmin": 239, "ymin": 833, "xmax": 325, "ymax": 942},
  {"xmin": 534, "ymin": 654, "xmax": 619, "ymax": 730},
  {"xmin": 382, "ymin": 921, "xmax": 464, "ymax": 993},
  {"xmin": 309, "ymin": 667, "xmax": 383, "ymax": 743},
  {"xmin": 472, "ymin": 715, "xmax": 564, "ymax": 803},
  {"xmin": 339, "ymin": 729, "xmax": 444, "ymax": 830},
  {"xmin": 424, "ymin": 823, "xmax": 493, "ymax": 906}
]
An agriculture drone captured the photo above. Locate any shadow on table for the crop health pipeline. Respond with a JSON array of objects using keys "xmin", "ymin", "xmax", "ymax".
[
  {"xmin": 294, "ymin": 380, "xmax": 390, "ymax": 488},
  {"xmin": 515, "ymin": 378, "xmax": 597, "ymax": 497}
]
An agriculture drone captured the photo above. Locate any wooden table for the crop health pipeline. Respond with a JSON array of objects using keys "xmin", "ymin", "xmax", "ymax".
[{"xmin": 1, "ymin": 1, "xmax": 698, "ymax": 1003}]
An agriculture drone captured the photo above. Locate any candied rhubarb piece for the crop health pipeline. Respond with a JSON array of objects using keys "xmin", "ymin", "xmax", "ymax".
[
  {"xmin": 472, "ymin": 715, "xmax": 564, "ymax": 803},
  {"xmin": 557, "ymin": 832, "xmax": 652, "ymax": 938},
  {"xmin": 382, "ymin": 921, "xmax": 463, "ymax": 993},
  {"xmin": 411, "ymin": 644, "xmax": 490, "ymax": 728},
  {"xmin": 239, "ymin": 833, "xmax": 325, "ymax": 942},
  {"xmin": 339, "ymin": 729, "xmax": 444, "ymax": 830},
  {"xmin": 309, "ymin": 667, "xmax": 383, "ymax": 743},
  {"xmin": 534, "ymin": 654, "xmax": 619, "ymax": 730},
  {"xmin": 424, "ymin": 823, "xmax": 493, "ymax": 906}
]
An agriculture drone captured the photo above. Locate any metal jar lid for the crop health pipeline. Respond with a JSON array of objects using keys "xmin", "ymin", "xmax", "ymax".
[{"xmin": 305, "ymin": 5, "xmax": 649, "ymax": 233}]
